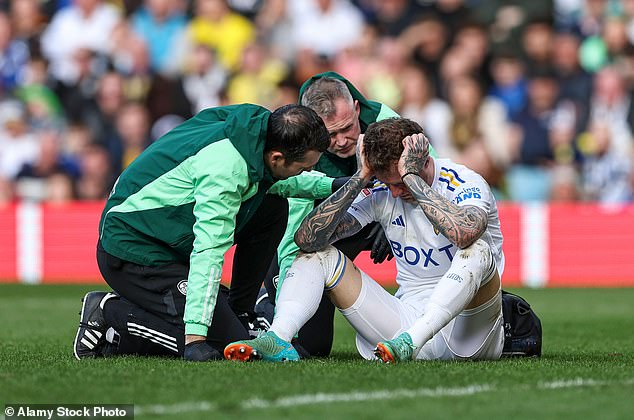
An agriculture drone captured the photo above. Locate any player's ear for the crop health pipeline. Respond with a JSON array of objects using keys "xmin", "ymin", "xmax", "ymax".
[
  {"xmin": 268, "ymin": 151, "xmax": 287, "ymax": 168},
  {"xmin": 354, "ymin": 100, "xmax": 360, "ymax": 116}
]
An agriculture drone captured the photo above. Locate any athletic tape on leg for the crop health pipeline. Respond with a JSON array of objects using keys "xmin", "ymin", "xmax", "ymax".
[{"xmin": 324, "ymin": 248, "xmax": 347, "ymax": 291}]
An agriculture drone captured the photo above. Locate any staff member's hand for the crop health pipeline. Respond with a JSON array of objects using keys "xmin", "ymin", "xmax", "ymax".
[
  {"xmin": 183, "ymin": 340, "xmax": 222, "ymax": 361},
  {"xmin": 367, "ymin": 223, "xmax": 393, "ymax": 264},
  {"xmin": 356, "ymin": 134, "xmax": 374, "ymax": 182}
]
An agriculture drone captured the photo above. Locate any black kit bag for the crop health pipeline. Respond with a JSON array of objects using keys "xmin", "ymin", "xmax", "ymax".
[{"xmin": 501, "ymin": 290, "xmax": 542, "ymax": 357}]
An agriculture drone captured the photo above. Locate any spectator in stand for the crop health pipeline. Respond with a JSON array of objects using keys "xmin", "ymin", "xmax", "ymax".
[
  {"xmin": 17, "ymin": 82, "xmax": 65, "ymax": 131},
  {"xmin": 46, "ymin": 171, "xmax": 76, "ymax": 204},
  {"xmin": 332, "ymin": 24, "xmax": 380, "ymax": 88},
  {"xmin": 549, "ymin": 163, "xmax": 580, "ymax": 202},
  {"xmin": 63, "ymin": 124, "xmax": 93, "ymax": 159},
  {"xmin": 16, "ymin": 129, "xmax": 81, "ymax": 180},
  {"xmin": 445, "ymin": 75, "xmax": 511, "ymax": 191},
  {"xmin": 226, "ymin": 42, "xmax": 287, "ymax": 108},
  {"xmin": 64, "ymin": 48, "xmax": 110, "ymax": 117},
  {"xmin": 363, "ymin": 37, "xmax": 407, "ymax": 109},
  {"xmin": 399, "ymin": 65, "xmax": 452, "ymax": 152},
  {"xmin": 289, "ymin": 0, "xmax": 365, "ymax": 59},
  {"xmin": 0, "ymin": 100, "xmax": 39, "ymax": 180},
  {"xmin": 9, "ymin": 0, "xmax": 46, "ymax": 45},
  {"xmin": 576, "ymin": 0, "xmax": 609, "ymax": 38},
  {"xmin": 188, "ymin": 0, "xmax": 255, "ymax": 71},
  {"xmin": 452, "ymin": 22, "xmax": 492, "ymax": 85},
  {"xmin": 254, "ymin": 0, "xmax": 294, "ymax": 63},
  {"xmin": 182, "ymin": 43, "xmax": 226, "ymax": 114},
  {"xmin": 130, "ymin": 0, "xmax": 188, "ymax": 76},
  {"xmin": 0, "ymin": 11, "xmax": 29, "ymax": 94},
  {"xmin": 113, "ymin": 102, "xmax": 151, "ymax": 169},
  {"xmin": 438, "ymin": 46, "xmax": 478, "ymax": 98},
  {"xmin": 431, "ymin": 0, "xmax": 473, "ymax": 38},
  {"xmin": 370, "ymin": 0, "xmax": 426, "ymax": 37},
  {"xmin": 579, "ymin": 121, "xmax": 633, "ymax": 204},
  {"xmin": 76, "ymin": 143, "xmax": 114, "ymax": 200},
  {"xmin": 80, "ymin": 71, "xmax": 126, "ymax": 174},
  {"xmin": 603, "ymin": 16, "xmax": 631, "ymax": 64},
  {"xmin": 552, "ymin": 31, "xmax": 593, "ymax": 132},
  {"xmin": 586, "ymin": 66, "xmax": 634, "ymax": 156},
  {"xmin": 401, "ymin": 15, "xmax": 449, "ymax": 96},
  {"xmin": 507, "ymin": 69, "xmax": 561, "ymax": 202},
  {"xmin": 488, "ymin": 51, "xmax": 528, "ymax": 118},
  {"xmin": 40, "ymin": 0, "xmax": 121, "ymax": 85},
  {"xmin": 521, "ymin": 19, "xmax": 555, "ymax": 74},
  {"xmin": 14, "ymin": 129, "xmax": 81, "ymax": 201}
]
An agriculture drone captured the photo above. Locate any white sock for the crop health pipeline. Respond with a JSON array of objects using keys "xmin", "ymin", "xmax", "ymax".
[
  {"xmin": 270, "ymin": 252, "xmax": 328, "ymax": 342},
  {"xmin": 406, "ymin": 239, "xmax": 494, "ymax": 349}
]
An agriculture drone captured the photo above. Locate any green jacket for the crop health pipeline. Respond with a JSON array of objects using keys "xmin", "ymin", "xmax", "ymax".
[
  {"xmin": 276, "ymin": 72, "xmax": 437, "ymax": 293},
  {"xmin": 99, "ymin": 104, "xmax": 333, "ymax": 336}
]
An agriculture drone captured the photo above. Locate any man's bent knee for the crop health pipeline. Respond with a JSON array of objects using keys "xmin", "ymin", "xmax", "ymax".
[
  {"xmin": 301, "ymin": 246, "xmax": 362, "ymax": 309},
  {"xmin": 454, "ymin": 239, "xmax": 500, "ymax": 309}
]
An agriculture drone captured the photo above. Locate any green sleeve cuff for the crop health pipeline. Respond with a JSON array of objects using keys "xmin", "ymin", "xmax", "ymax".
[
  {"xmin": 316, "ymin": 177, "xmax": 335, "ymax": 199},
  {"xmin": 185, "ymin": 322, "xmax": 209, "ymax": 337}
]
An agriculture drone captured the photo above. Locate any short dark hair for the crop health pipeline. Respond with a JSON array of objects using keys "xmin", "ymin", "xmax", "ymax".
[
  {"xmin": 363, "ymin": 118, "xmax": 425, "ymax": 173},
  {"xmin": 300, "ymin": 77, "xmax": 354, "ymax": 119},
  {"xmin": 266, "ymin": 104, "xmax": 329, "ymax": 162}
]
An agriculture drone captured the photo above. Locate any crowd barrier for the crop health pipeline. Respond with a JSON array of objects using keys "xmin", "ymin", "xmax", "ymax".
[{"xmin": 0, "ymin": 201, "xmax": 632, "ymax": 287}]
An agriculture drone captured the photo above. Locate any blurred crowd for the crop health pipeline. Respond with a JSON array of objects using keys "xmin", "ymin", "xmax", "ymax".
[{"xmin": 1, "ymin": 0, "xmax": 634, "ymax": 205}]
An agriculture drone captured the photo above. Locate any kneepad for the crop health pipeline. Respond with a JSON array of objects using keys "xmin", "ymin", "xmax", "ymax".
[{"xmin": 501, "ymin": 290, "xmax": 542, "ymax": 358}]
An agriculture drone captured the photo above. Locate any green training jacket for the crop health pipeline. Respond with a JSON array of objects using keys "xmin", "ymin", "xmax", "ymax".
[
  {"xmin": 275, "ymin": 72, "xmax": 438, "ymax": 294},
  {"xmin": 99, "ymin": 104, "xmax": 333, "ymax": 336}
]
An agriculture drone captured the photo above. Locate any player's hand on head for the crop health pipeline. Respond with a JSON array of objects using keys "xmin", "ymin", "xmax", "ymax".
[
  {"xmin": 356, "ymin": 134, "xmax": 373, "ymax": 181},
  {"xmin": 398, "ymin": 133, "xmax": 430, "ymax": 177}
]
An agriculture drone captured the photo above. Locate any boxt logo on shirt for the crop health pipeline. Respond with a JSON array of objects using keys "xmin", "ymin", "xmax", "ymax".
[{"xmin": 389, "ymin": 240, "xmax": 455, "ymax": 268}]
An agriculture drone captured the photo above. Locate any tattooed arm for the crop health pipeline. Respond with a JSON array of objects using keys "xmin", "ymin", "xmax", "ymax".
[
  {"xmin": 399, "ymin": 134, "xmax": 488, "ymax": 249},
  {"xmin": 295, "ymin": 136, "xmax": 373, "ymax": 252},
  {"xmin": 294, "ymin": 172, "xmax": 367, "ymax": 252}
]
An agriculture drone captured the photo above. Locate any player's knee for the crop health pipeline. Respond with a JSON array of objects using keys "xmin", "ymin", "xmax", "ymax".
[
  {"xmin": 453, "ymin": 239, "xmax": 494, "ymax": 286},
  {"xmin": 287, "ymin": 246, "xmax": 347, "ymax": 290},
  {"xmin": 298, "ymin": 246, "xmax": 348, "ymax": 290}
]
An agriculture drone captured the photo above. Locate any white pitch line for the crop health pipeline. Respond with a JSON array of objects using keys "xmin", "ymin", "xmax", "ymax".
[
  {"xmin": 131, "ymin": 378, "xmax": 634, "ymax": 417},
  {"xmin": 242, "ymin": 384, "xmax": 493, "ymax": 409},
  {"xmin": 135, "ymin": 401, "xmax": 216, "ymax": 416}
]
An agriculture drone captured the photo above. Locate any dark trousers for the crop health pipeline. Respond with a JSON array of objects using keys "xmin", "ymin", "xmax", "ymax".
[
  {"xmin": 99, "ymin": 194, "xmax": 289, "ymax": 357},
  {"xmin": 263, "ymin": 222, "xmax": 379, "ymax": 357}
]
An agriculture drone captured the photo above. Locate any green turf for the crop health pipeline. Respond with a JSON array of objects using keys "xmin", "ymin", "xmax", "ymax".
[{"xmin": 1, "ymin": 285, "xmax": 633, "ymax": 419}]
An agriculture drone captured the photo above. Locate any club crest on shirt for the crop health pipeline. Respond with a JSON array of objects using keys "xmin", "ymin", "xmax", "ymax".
[
  {"xmin": 177, "ymin": 280, "xmax": 188, "ymax": 296},
  {"xmin": 439, "ymin": 167, "xmax": 465, "ymax": 191}
]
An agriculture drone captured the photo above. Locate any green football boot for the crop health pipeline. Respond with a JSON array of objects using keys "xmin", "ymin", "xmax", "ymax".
[
  {"xmin": 374, "ymin": 332, "xmax": 416, "ymax": 363},
  {"xmin": 224, "ymin": 331, "xmax": 300, "ymax": 362}
]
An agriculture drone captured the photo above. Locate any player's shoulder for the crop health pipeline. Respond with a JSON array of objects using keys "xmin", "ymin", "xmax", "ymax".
[
  {"xmin": 434, "ymin": 158, "xmax": 490, "ymax": 198},
  {"xmin": 436, "ymin": 158, "xmax": 486, "ymax": 185},
  {"xmin": 355, "ymin": 179, "xmax": 389, "ymax": 202}
]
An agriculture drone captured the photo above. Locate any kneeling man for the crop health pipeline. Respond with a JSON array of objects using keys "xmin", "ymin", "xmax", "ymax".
[{"xmin": 225, "ymin": 117, "xmax": 505, "ymax": 362}]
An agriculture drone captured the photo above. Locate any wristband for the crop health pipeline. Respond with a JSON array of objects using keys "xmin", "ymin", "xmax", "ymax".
[{"xmin": 401, "ymin": 172, "xmax": 420, "ymax": 182}]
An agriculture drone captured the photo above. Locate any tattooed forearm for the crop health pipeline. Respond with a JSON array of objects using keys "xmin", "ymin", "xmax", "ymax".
[
  {"xmin": 295, "ymin": 172, "xmax": 366, "ymax": 252},
  {"xmin": 402, "ymin": 173, "xmax": 487, "ymax": 248}
]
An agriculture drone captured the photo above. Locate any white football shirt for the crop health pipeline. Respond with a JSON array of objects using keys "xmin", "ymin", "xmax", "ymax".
[{"xmin": 348, "ymin": 158, "xmax": 505, "ymax": 312}]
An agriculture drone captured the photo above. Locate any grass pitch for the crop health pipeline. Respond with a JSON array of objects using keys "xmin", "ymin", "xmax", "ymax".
[{"xmin": 1, "ymin": 285, "xmax": 633, "ymax": 419}]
